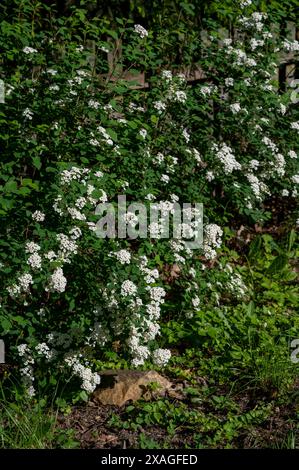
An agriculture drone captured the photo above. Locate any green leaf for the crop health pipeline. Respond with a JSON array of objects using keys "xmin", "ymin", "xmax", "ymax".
[
  {"xmin": 266, "ymin": 254, "xmax": 288, "ymax": 275},
  {"xmin": 32, "ymin": 156, "xmax": 42, "ymax": 170}
]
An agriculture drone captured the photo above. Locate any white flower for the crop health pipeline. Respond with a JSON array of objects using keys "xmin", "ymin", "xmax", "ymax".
[
  {"xmin": 288, "ymin": 150, "xmax": 297, "ymax": 159},
  {"xmin": 66, "ymin": 357, "xmax": 100, "ymax": 393},
  {"xmin": 67, "ymin": 207, "xmax": 86, "ymax": 221},
  {"xmin": 46, "ymin": 68, "xmax": 57, "ymax": 75},
  {"xmin": 35, "ymin": 343, "xmax": 52, "ymax": 359},
  {"xmin": 291, "ymin": 122, "xmax": 299, "ymax": 131},
  {"xmin": 250, "ymin": 38, "xmax": 264, "ymax": 50},
  {"xmin": 69, "ymin": 227, "xmax": 82, "ymax": 240},
  {"xmin": 114, "ymin": 249, "xmax": 131, "ymax": 265},
  {"xmin": 149, "ymin": 286, "xmax": 166, "ymax": 303},
  {"xmin": 192, "ymin": 296, "xmax": 200, "ymax": 308},
  {"xmin": 27, "ymin": 386, "xmax": 36, "ymax": 397},
  {"xmin": 161, "ymin": 70, "xmax": 172, "ymax": 82},
  {"xmin": 213, "ymin": 143, "xmax": 241, "ymax": 174},
  {"xmin": 279, "ymin": 103, "xmax": 287, "ymax": 115},
  {"xmin": 240, "ymin": 0, "xmax": 252, "ymax": 7},
  {"xmin": 88, "ymin": 99, "xmax": 100, "ymax": 109},
  {"xmin": 45, "ymin": 251, "xmax": 56, "ymax": 260},
  {"xmin": 145, "ymin": 193, "xmax": 156, "ymax": 201},
  {"xmin": 121, "ymin": 280, "xmax": 137, "ymax": 297},
  {"xmin": 283, "ymin": 40, "xmax": 299, "ymax": 52},
  {"xmin": 161, "ymin": 174, "xmax": 170, "ymax": 184},
  {"xmin": 134, "ymin": 24, "xmax": 148, "ymax": 38},
  {"xmin": 27, "ymin": 253, "xmax": 42, "ymax": 270},
  {"xmin": 230, "ymin": 102, "xmax": 241, "ymax": 114},
  {"xmin": 23, "ymin": 108, "xmax": 33, "ymax": 120},
  {"xmin": 75, "ymin": 196, "xmax": 87, "ymax": 209},
  {"xmin": 291, "ymin": 175, "xmax": 299, "ymax": 184},
  {"xmin": 152, "ymin": 348, "xmax": 171, "ymax": 367},
  {"xmin": 139, "ymin": 128, "xmax": 147, "ymax": 139},
  {"xmin": 174, "ymin": 91, "xmax": 187, "ymax": 103},
  {"xmin": 249, "ymin": 159, "xmax": 259, "ymax": 170},
  {"xmin": 25, "ymin": 241, "xmax": 41, "ymax": 253},
  {"xmin": 19, "ymin": 273, "xmax": 34, "ymax": 290},
  {"xmin": 23, "ymin": 46, "xmax": 38, "ymax": 54},
  {"xmin": 32, "ymin": 210, "xmax": 45, "ymax": 222},
  {"xmin": 8, "ymin": 273, "xmax": 33, "ymax": 296},
  {"xmin": 183, "ymin": 128, "xmax": 190, "ymax": 143},
  {"xmin": 153, "ymin": 100, "xmax": 166, "ymax": 113},
  {"xmin": 200, "ymin": 85, "xmax": 214, "ymax": 96},
  {"xmin": 17, "ymin": 344, "xmax": 29, "ymax": 356},
  {"xmin": 206, "ymin": 171, "xmax": 215, "ymax": 182},
  {"xmin": 225, "ymin": 78, "xmax": 234, "ymax": 87},
  {"xmin": 282, "ymin": 189, "xmax": 289, "ymax": 197},
  {"xmin": 48, "ymin": 268, "xmax": 67, "ymax": 293}
]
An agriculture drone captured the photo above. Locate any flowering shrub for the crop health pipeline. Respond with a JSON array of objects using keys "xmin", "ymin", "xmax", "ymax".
[{"xmin": 0, "ymin": 1, "xmax": 298, "ymax": 397}]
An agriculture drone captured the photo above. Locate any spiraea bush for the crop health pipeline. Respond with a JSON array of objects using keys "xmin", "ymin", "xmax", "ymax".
[{"xmin": 0, "ymin": 0, "xmax": 298, "ymax": 397}]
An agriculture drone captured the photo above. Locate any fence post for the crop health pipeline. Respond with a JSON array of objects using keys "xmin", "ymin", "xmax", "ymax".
[{"xmin": 0, "ymin": 340, "xmax": 5, "ymax": 363}]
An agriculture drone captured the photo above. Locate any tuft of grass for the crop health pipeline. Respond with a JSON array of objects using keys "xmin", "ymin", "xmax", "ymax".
[{"xmin": 0, "ymin": 384, "xmax": 79, "ymax": 449}]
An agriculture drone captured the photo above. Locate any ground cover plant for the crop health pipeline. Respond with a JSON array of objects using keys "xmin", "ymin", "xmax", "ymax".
[{"xmin": 0, "ymin": 0, "xmax": 298, "ymax": 449}]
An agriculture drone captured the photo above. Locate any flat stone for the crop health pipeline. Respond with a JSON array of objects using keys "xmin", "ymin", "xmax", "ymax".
[{"xmin": 92, "ymin": 370, "xmax": 172, "ymax": 407}]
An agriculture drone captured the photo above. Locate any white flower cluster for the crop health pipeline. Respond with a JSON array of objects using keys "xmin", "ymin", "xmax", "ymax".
[
  {"xmin": 203, "ymin": 224, "xmax": 223, "ymax": 260},
  {"xmin": 114, "ymin": 249, "xmax": 131, "ymax": 265},
  {"xmin": 224, "ymin": 265, "xmax": 247, "ymax": 298},
  {"xmin": 25, "ymin": 241, "xmax": 41, "ymax": 254},
  {"xmin": 246, "ymin": 173, "xmax": 269, "ymax": 200},
  {"xmin": 201, "ymin": 85, "xmax": 218, "ymax": 97},
  {"xmin": 239, "ymin": 12, "xmax": 267, "ymax": 32},
  {"xmin": 32, "ymin": 210, "xmax": 45, "ymax": 222},
  {"xmin": 88, "ymin": 99, "xmax": 100, "ymax": 109},
  {"xmin": 17, "ymin": 344, "xmax": 35, "ymax": 397},
  {"xmin": 128, "ymin": 334, "xmax": 151, "ymax": 367},
  {"xmin": 47, "ymin": 267, "xmax": 67, "ymax": 293},
  {"xmin": 240, "ymin": 0, "xmax": 252, "ymax": 7},
  {"xmin": 225, "ymin": 77, "xmax": 234, "ymax": 87},
  {"xmin": 148, "ymin": 286, "xmax": 166, "ymax": 303},
  {"xmin": 88, "ymin": 322, "xmax": 111, "ymax": 348},
  {"xmin": 23, "ymin": 46, "xmax": 38, "ymax": 54},
  {"xmin": 23, "ymin": 108, "xmax": 33, "ymax": 120},
  {"xmin": 173, "ymin": 90, "xmax": 187, "ymax": 103},
  {"xmin": 153, "ymin": 100, "xmax": 167, "ymax": 114},
  {"xmin": 35, "ymin": 342, "xmax": 52, "ymax": 360},
  {"xmin": 192, "ymin": 295, "xmax": 200, "ymax": 308},
  {"xmin": 282, "ymin": 40, "xmax": 299, "ymax": 52},
  {"xmin": 134, "ymin": 24, "xmax": 148, "ymax": 39},
  {"xmin": 60, "ymin": 166, "xmax": 89, "ymax": 185},
  {"xmin": 140, "ymin": 260, "xmax": 160, "ymax": 285},
  {"xmin": 212, "ymin": 143, "xmax": 241, "ymax": 174},
  {"xmin": 97, "ymin": 125, "xmax": 114, "ymax": 145},
  {"xmin": 250, "ymin": 38, "xmax": 265, "ymax": 50},
  {"xmin": 139, "ymin": 128, "xmax": 147, "ymax": 139},
  {"xmin": 69, "ymin": 226, "xmax": 82, "ymax": 240},
  {"xmin": 224, "ymin": 46, "xmax": 257, "ymax": 67},
  {"xmin": 230, "ymin": 102, "xmax": 242, "ymax": 114},
  {"xmin": 65, "ymin": 356, "xmax": 101, "ymax": 393},
  {"xmin": 7, "ymin": 273, "xmax": 33, "ymax": 297},
  {"xmin": 152, "ymin": 348, "xmax": 171, "ymax": 367},
  {"xmin": 27, "ymin": 252, "xmax": 42, "ymax": 270},
  {"xmin": 56, "ymin": 233, "xmax": 78, "ymax": 261},
  {"xmin": 262, "ymin": 136, "xmax": 286, "ymax": 177},
  {"xmin": 121, "ymin": 280, "xmax": 137, "ymax": 297},
  {"xmin": 161, "ymin": 70, "xmax": 172, "ymax": 82},
  {"xmin": 288, "ymin": 150, "xmax": 297, "ymax": 159}
]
